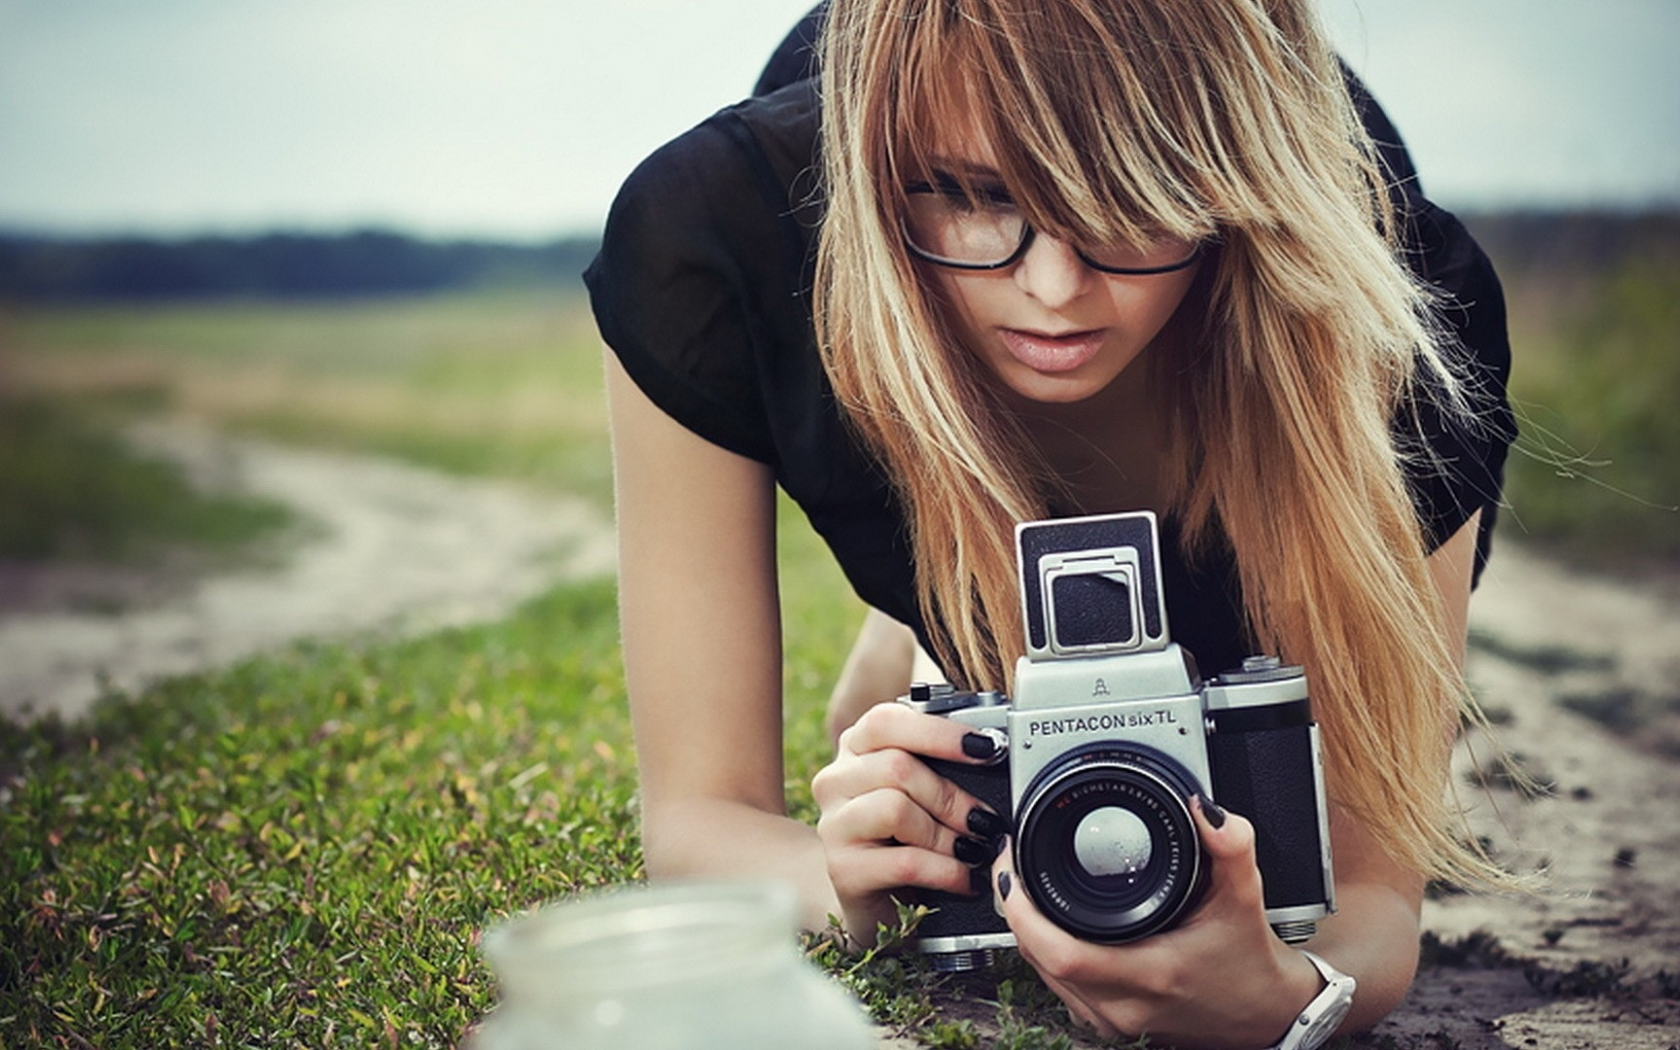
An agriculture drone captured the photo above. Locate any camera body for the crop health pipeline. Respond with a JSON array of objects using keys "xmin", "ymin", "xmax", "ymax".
[{"xmin": 904, "ymin": 512, "xmax": 1335, "ymax": 971}]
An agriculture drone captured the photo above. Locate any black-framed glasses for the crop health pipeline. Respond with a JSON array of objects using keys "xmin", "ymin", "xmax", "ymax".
[{"xmin": 901, "ymin": 180, "xmax": 1204, "ymax": 275}]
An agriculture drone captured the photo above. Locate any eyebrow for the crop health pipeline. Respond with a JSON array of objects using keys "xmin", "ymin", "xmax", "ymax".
[{"xmin": 923, "ymin": 156, "xmax": 1003, "ymax": 178}]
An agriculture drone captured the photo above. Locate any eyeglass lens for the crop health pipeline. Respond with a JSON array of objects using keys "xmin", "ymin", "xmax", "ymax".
[{"xmin": 902, "ymin": 185, "xmax": 1199, "ymax": 273}]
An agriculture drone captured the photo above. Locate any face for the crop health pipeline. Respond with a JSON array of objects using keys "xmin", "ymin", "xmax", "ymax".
[{"xmin": 911, "ymin": 139, "xmax": 1204, "ymax": 407}]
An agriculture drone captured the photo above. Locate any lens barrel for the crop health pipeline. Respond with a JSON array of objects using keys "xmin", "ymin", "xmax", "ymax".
[{"xmin": 1014, "ymin": 744, "xmax": 1206, "ymax": 943}]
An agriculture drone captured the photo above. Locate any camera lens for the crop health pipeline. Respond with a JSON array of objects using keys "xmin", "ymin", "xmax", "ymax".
[{"xmin": 1014, "ymin": 744, "xmax": 1205, "ymax": 943}]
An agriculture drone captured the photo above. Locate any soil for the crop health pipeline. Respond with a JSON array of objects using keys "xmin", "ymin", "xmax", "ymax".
[{"xmin": 2, "ymin": 422, "xmax": 1675, "ymax": 1048}]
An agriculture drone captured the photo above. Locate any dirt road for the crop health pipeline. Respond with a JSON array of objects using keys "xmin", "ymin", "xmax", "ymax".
[
  {"xmin": 0, "ymin": 420, "xmax": 615, "ymax": 722},
  {"xmin": 1364, "ymin": 543, "xmax": 1680, "ymax": 1048}
]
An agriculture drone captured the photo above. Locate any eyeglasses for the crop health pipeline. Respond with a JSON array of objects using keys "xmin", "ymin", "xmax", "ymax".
[{"xmin": 901, "ymin": 179, "xmax": 1204, "ymax": 275}]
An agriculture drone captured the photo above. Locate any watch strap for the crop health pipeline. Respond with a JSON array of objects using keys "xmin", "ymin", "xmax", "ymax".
[{"xmin": 1266, "ymin": 950, "xmax": 1356, "ymax": 1050}]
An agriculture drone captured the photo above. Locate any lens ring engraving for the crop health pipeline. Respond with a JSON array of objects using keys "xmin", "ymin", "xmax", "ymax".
[{"xmin": 1015, "ymin": 745, "xmax": 1205, "ymax": 943}]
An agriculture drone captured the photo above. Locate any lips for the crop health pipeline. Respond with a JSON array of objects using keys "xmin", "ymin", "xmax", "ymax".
[{"xmin": 997, "ymin": 327, "xmax": 1107, "ymax": 374}]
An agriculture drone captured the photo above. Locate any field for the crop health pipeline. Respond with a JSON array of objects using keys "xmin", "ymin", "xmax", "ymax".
[
  {"xmin": 1469, "ymin": 211, "xmax": 1680, "ymax": 563},
  {"xmin": 0, "ymin": 289, "xmax": 866, "ymax": 1047},
  {"xmin": 1, "ymin": 215, "xmax": 1678, "ymax": 1048}
]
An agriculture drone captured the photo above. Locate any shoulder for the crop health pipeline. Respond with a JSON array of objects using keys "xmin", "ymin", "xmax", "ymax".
[
  {"xmin": 1392, "ymin": 198, "xmax": 1516, "ymax": 581},
  {"xmin": 597, "ymin": 80, "xmax": 820, "ymax": 255},
  {"xmin": 584, "ymin": 81, "xmax": 823, "ymax": 465}
]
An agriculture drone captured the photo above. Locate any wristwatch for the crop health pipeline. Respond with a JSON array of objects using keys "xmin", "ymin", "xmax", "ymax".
[{"xmin": 1265, "ymin": 950, "xmax": 1356, "ymax": 1050}]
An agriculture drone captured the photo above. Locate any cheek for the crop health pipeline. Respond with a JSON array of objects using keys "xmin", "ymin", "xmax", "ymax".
[
  {"xmin": 925, "ymin": 271, "xmax": 995, "ymax": 348},
  {"xmin": 1113, "ymin": 268, "xmax": 1201, "ymax": 341}
]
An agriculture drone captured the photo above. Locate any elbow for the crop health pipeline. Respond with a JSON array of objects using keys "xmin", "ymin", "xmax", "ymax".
[
  {"xmin": 1346, "ymin": 945, "xmax": 1418, "ymax": 1034},
  {"xmin": 637, "ymin": 795, "xmax": 698, "ymax": 881},
  {"xmin": 635, "ymin": 790, "xmax": 785, "ymax": 882}
]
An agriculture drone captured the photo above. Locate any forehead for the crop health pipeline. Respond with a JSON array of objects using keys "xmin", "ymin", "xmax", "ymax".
[{"xmin": 905, "ymin": 103, "xmax": 1003, "ymax": 179}]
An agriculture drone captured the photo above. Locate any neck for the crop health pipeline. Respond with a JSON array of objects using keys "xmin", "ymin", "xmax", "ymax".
[{"xmin": 1007, "ymin": 355, "xmax": 1167, "ymax": 516}]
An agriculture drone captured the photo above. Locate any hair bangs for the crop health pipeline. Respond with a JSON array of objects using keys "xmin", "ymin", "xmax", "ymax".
[{"xmin": 882, "ymin": 0, "xmax": 1227, "ymax": 257}]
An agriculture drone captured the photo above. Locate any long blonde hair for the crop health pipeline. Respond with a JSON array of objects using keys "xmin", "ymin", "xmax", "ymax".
[{"xmin": 814, "ymin": 0, "xmax": 1504, "ymax": 886}]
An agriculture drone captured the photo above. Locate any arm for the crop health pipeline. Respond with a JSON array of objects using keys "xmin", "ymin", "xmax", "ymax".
[
  {"xmin": 606, "ymin": 351, "xmax": 838, "ymax": 930},
  {"xmin": 609, "ymin": 352, "xmax": 1002, "ymax": 938},
  {"xmin": 991, "ymin": 510, "xmax": 1483, "ymax": 1048},
  {"xmin": 1301, "ymin": 506, "xmax": 1482, "ymax": 1031}
]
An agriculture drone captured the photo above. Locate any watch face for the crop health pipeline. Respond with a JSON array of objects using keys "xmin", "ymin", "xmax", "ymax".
[
  {"xmin": 1294, "ymin": 986, "xmax": 1353, "ymax": 1050},
  {"xmin": 1304, "ymin": 996, "xmax": 1353, "ymax": 1044}
]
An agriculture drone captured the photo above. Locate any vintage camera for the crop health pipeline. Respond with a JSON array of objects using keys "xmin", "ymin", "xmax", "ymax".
[{"xmin": 903, "ymin": 512, "xmax": 1335, "ymax": 971}]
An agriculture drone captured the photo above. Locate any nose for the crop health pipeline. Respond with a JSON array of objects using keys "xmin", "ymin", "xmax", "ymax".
[{"xmin": 1012, "ymin": 230, "xmax": 1097, "ymax": 309}]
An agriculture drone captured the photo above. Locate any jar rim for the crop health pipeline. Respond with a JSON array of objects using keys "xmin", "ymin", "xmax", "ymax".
[{"xmin": 483, "ymin": 879, "xmax": 799, "ymax": 999}]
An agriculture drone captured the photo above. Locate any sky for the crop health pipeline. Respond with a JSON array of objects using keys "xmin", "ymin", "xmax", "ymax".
[{"xmin": 0, "ymin": 0, "xmax": 1676, "ymax": 241}]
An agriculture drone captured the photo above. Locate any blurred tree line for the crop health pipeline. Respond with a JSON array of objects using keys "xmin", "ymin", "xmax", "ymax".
[{"xmin": 0, "ymin": 229, "xmax": 600, "ymax": 299}]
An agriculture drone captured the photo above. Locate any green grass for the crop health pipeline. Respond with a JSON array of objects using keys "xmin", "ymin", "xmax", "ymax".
[
  {"xmin": 0, "ymin": 504, "xmax": 887, "ymax": 1049},
  {"xmin": 0, "ymin": 397, "xmax": 291, "ymax": 562},
  {"xmin": 0, "ymin": 580, "xmax": 634, "ymax": 1047}
]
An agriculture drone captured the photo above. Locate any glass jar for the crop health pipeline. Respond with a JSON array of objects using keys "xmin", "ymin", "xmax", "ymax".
[{"xmin": 471, "ymin": 880, "xmax": 877, "ymax": 1050}]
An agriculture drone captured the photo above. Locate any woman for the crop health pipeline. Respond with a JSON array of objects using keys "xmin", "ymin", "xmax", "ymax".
[{"xmin": 587, "ymin": 1, "xmax": 1515, "ymax": 1046}]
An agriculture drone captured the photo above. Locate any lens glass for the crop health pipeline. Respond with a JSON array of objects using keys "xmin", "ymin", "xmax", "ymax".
[{"xmin": 902, "ymin": 184, "xmax": 1024, "ymax": 267}]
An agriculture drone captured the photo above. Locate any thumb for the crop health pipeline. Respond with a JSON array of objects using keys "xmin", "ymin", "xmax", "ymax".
[{"xmin": 1191, "ymin": 794, "xmax": 1265, "ymax": 910}]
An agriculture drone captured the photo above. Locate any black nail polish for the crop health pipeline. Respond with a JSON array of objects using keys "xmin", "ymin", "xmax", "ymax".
[
  {"xmin": 969, "ymin": 866, "xmax": 991, "ymax": 895},
  {"xmin": 954, "ymin": 836, "xmax": 992, "ymax": 866},
  {"xmin": 997, "ymin": 870, "xmax": 1012, "ymax": 901},
  {"xmin": 961, "ymin": 731, "xmax": 1001, "ymax": 761},
  {"xmin": 1199, "ymin": 793, "xmax": 1227, "ymax": 829},
  {"xmin": 967, "ymin": 807, "xmax": 1007, "ymax": 839}
]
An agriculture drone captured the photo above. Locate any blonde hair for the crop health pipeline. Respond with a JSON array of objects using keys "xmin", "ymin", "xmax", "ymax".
[{"xmin": 814, "ymin": 0, "xmax": 1505, "ymax": 886}]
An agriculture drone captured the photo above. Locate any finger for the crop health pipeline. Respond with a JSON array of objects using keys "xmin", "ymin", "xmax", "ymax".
[
  {"xmin": 827, "ymin": 841, "xmax": 977, "ymax": 899},
  {"xmin": 992, "ymin": 841, "xmax": 1111, "ymax": 986},
  {"xmin": 814, "ymin": 748, "xmax": 1002, "ymax": 837},
  {"xmin": 818, "ymin": 786, "xmax": 959, "ymax": 856},
  {"xmin": 836, "ymin": 701, "xmax": 1005, "ymax": 765},
  {"xmin": 991, "ymin": 852, "xmax": 1123, "ymax": 1038},
  {"xmin": 1189, "ymin": 794, "xmax": 1264, "ymax": 915}
]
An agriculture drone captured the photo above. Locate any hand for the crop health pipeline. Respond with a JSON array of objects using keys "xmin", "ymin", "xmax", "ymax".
[
  {"xmin": 993, "ymin": 797, "xmax": 1324, "ymax": 1050},
  {"xmin": 811, "ymin": 702, "xmax": 1008, "ymax": 946}
]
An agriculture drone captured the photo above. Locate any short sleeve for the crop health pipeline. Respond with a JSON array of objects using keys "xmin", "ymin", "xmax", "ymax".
[
  {"xmin": 1397, "ymin": 199, "xmax": 1517, "ymax": 584},
  {"xmin": 585, "ymin": 119, "xmax": 779, "ymax": 463}
]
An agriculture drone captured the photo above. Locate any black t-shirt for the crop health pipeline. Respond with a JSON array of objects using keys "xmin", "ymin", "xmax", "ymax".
[{"xmin": 585, "ymin": 78, "xmax": 1515, "ymax": 680}]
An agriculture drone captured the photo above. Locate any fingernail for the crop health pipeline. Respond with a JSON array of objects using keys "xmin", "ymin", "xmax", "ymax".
[
  {"xmin": 969, "ymin": 866, "xmax": 991, "ymax": 895},
  {"xmin": 961, "ymin": 730, "xmax": 1003, "ymax": 761},
  {"xmin": 967, "ymin": 807, "xmax": 1008, "ymax": 839},
  {"xmin": 997, "ymin": 870, "xmax": 1012, "ymax": 901},
  {"xmin": 954, "ymin": 836, "xmax": 992, "ymax": 866},
  {"xmin": 1198, "ymin": 793, "xmax": 1227, "ymax": 829}
]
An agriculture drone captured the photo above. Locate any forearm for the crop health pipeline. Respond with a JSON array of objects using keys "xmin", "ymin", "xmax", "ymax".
[
  {"xmin": 1303, "ymin": 879, "xmax": 1422, "ymax": 1033},
  {"xmin": 642, "ymin": 794, "xmax": 841, "ymax": 934}
]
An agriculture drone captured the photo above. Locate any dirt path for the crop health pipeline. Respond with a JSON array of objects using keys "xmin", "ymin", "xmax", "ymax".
[
  {"xmin": 0, "ymin": 419, "xmax": 615, "ymax": 722},
  {"xmin": 1363, "ymin": 543, "xmax": 1680, "ymax": 1048}
]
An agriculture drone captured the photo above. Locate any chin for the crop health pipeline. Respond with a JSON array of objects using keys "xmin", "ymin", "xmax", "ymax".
[{"xmin": 997, "ymin": 366, "xmax": 1117, "ymax": 406}]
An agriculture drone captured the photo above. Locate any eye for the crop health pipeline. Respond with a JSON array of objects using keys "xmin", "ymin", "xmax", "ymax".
[{"xmin": 922, "ymin": 173, "xmax": 1015, "ymax": 214}]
